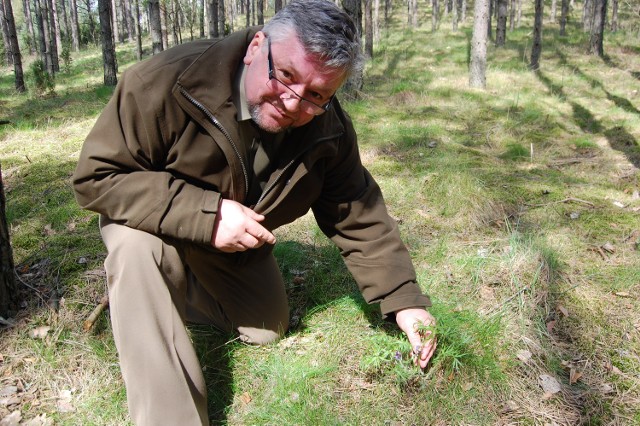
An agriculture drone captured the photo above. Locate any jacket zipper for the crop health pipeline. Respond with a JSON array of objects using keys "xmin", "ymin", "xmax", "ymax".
[
  {"xmin": 179, "ymin": 87, "xmax": 249, "ymax": 199},
  {"xmin": 256, "ymin": 132, "xmax": 342, "ymax": 206}
]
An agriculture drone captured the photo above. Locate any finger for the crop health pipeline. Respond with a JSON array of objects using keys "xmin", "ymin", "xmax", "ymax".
[
  {"xmin": 245, "ymin": 221, "xmax": 276, "ymax": 244},
  {"xmin": 239, "ymin": 232, "xmax": 262, "ymax": 249},
  {"xmin": 242, "ymin": 207, "xmax": 266, "ymax": 222},
  {"xmin": 420, "ymin": 339, "xmax": 437, "ymax": 366}
]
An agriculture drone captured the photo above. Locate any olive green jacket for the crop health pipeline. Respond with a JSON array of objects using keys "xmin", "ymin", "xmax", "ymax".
[{"xmin": 73, "ymin": 28, "xmax": 431, "ymax": 316}]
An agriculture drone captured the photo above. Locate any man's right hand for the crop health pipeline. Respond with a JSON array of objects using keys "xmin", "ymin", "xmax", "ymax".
[{"xmin": 211, "ymin": 199, "xmax": 276, "ymax": 252}]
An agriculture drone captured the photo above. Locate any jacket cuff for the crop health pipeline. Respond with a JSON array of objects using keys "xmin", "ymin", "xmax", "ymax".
[{"xmin": 379, "ymin": 281, "xmax": 432, "ymax": 319}]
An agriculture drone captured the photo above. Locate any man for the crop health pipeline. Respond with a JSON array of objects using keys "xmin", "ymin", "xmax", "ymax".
[{"xmin": 73, "ymin": 0, "xmax": 436, "ymax": 424}]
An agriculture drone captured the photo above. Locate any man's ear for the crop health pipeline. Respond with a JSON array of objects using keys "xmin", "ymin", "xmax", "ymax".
[{"xmin": 243, "ymin": 31, "xmax": 266, "ymax": 65}]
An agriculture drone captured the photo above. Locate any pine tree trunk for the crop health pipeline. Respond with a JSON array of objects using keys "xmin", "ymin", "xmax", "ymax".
[
  {"xmin": 559, "ymin": 0, "xmax": 568, "ymax": 35},
  {"xmin": 208, "ymin": 0, "xmax": 218, "ymax": 37},
  {"xmin": 22, "ymin": 0, "xmax": 37, "ymax": 54},
  {"xmin": 135, "ymin": 0, "xmax": 142, "ymax": 59},
  {"xmin": 98, "ymin": 0, "xmax": 118, "ymax": 85},
  {"xmin": 341, "ymin": 0, "xmax": 363, "ymax": 96},
  {"xmin": 509, "ymin": 0, "xmax": 515, "ymax": 30},
  {"xmin": 610, "ymin": 0, "xmax": 618, "ymax": 31},
  {"xmin": 432, "ymin": 0, "xmax": 438, "ymax": 32},
  {"xmin": 469, "ymin": 0, "xmax": 489, "ymax": 88},
  {"xmin": 3, "ymin": 0, "xmax": 25, "ymax": 91},
  {"xmin": 364, "ymin": 0, "xmax": 373, "ymax": 57},
  {"xmin": 257, "ymin": 0, "xmax": 263, "ymax": 24},
  {"xmin": 530, "ymin": 0, "xmax": 543, "ymax": 70},
  {"xmin": 0, "ymin": 163, "xmax": 17, "ymax": 319},
  {"xmin": 46, "ymin": 0, "xmax": 59, "ymax": 71},
  {"xmin": 70, "ymin": 0, "xmax": 81, "ymax": 51},
  {"xmin": 34, "ymin": 0, "xmax": 48, "ymax": 66},
  {"xmin": 589, "ymin": 0, "xmax": 607, "ymax": 56},
  {"xmin": 495, "ymin": 0, "xmax": 507, "ymax": 45},
  {"xmin": 274, "ymin": 0, "xmax": 281, "ymax": 13},
  {"xmin": 373, "ymin": 0, "xmax": 379, "ymax": 42},
  {"xmin": 550, "ymin": 0, "xmax": 557, "ymax": 22},
  {"xmin": 0, "ymin": 1, "xmax": 13, "ymax": 66},
  {"xmin": 452, "ymin": 0, "xmax": 458, "ymax": 31},
  {"xmin": 218, "ymin": 0, "xmax": 225, "ymax": 35},
  {"xmin": 149, "ymin": 0, "xmax": 163, "ymax": 53}
]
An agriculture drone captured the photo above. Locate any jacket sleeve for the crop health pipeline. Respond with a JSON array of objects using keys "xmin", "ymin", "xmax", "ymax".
[
  {"xmin": 72, "ymin": 67, "xmax": 220, "ymax": 245},
  {"xmin": 311, "ymin": 108, "xmax": 431, "ymax": 317}
]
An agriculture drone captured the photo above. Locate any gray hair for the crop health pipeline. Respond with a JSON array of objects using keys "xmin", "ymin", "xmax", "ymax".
[{"xmin": 262, "ymin": 0, "xmax": 363, "ymax": 78}]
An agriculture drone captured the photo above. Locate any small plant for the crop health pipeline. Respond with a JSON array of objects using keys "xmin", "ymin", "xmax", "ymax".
[
  {"xmin": 30, "ymin": 60, "xmax": 55, "ymax": 95},
  {"xmin": 61, "ymin": 41, "xmax": 73, "ymax": 74},
  {"xmin": 501, "ymin": 143, "xmax": 529, "ymax": 160}
]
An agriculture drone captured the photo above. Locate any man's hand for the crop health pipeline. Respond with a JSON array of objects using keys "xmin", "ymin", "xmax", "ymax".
[
  {"xmin": 211, "ymin": 199, "xmax": 276, "ymax": 252},
  {"xmin": 395, "ymin": 308, "xmax": 437, "ymax": 369}
]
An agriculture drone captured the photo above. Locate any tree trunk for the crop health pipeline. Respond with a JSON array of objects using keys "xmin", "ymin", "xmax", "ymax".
[
  {"xmin": 134, "ymin": 0, "xmax": 142, "ymax": 59},
  {"xmin": 274, "ymin": 0, "xmax": 281, "ymax": 13},
  {"xmin": 550, "ymin": 0, "xmax": 557, "ymax": 22},
  {"xmin": 341, "ymin": 0, "xmax": 363, "ymax": 96},
  {"xmin": 495, "ymin": 0, "xmax": 507, "ymax": 45},
  {"xmin": 34, "ymin": 0, "xmax": 49, "ymax": 67},
  {"xmin": 469, "ymin": 0, "xmax": 489, "ymax": 88},
  {"xmin": 124, "ymin": 0, "xmax": 135, "ymax": 42},
  {"xmin": 46, "ymin": 0, "xmax": 59, "ymax": 71},
  {"xmin": 70, "ymin": 0, "xmax": 81, "ymax": 51},
  {"xmin": 509, "ymin": 0, "xmax": 515, "ymax": 30},
  {"xmin": 22, "ymin": 0, "xmax": 37, "ymax": 54},
  {"xmin": 199, "ymin": 0, "xmax": 205, "ymax": 37},
  {"xmin": 432, "ymin": 0, "xmax": 438, "ymax": 31},
  {"xmin": 364, "ymin": 0, "xmax": 372, "ymax": 57},
  {"xmin": 161, "ymin": 3, "xmax": 168, "ymax": 49},
  {"xmin": 516, "ymin": 0, "xmax": 521, "ymax": 27},
  {"xmin": 530, "ymin": 0, "xmax": 543, "ymax": 70},
  {"xmin": 589, "ymin": 0, "xmax": 607, "ymax": 56},
  {"xmin": 3, "ymin": 0, "xmax": 25, "ymax": 91},
  {"xmin": 0, "ymin": 0, "xmax": 13, "ymax": 66},
  {"xmin": 208, "ymin": 0, "xmax": 218, "ymax": 37},
  {"xmin": 0, "ymin": 164, "xmax": 17, "ymax": 319},
  {"xmin": 559, "ymin": 0, "xmax": 568, "ymax": 35},
  {"xmin": 257, "ymin": 0, "xmax": 263, "ymax": 25},
  {"xmin": 98, "ymin": 0, "xmax": 118, "ymax": 85},
  {"xmin": 610, "ymin": 0, "xmax": 618, "ymax": 31},
  {"xmin": 583, "ymin": 0, "xmax": 592, "ymax": 32},
  {"xmin": 452, "ymin": 0, "xmax": 458, "ymax": 31},
  {"xmin": 245, "ymin": 0, "xmax": 249, "ymax": 28},
  {"xmin": 373, "ymin": 0, "xmax": 380, "ymax": 42},
  {"xmin": 461, "ymin": 0, "xmax": 466, "ymax": 21},
  {"xmin": 110, "ymin": 0, "xmax": 119, "ymax": 42},
  {"xmin": 218, "ymin": 0, "xmax": 225, "ymax": 35},
  {"xmin": 149, "ymin": 0, "xmax": 163, "ymax": 53},
  {"xmin": 49, "ymin": 0, "xmax": 62, "ymax": 56},
  {"xmin": 487, "ymin": 0, "xmax": 493, "ymax": 38}
]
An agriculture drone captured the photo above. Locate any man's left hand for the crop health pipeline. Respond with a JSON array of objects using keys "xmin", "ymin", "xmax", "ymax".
[{"xmin": 395, "ymin": 308, "xmax": 437, "ymax": 369}]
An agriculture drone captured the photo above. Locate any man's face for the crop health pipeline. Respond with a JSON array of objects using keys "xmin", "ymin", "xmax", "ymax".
[{"xmin": 243, "ymin": 31, "xmax": 345, "ymax": 133}]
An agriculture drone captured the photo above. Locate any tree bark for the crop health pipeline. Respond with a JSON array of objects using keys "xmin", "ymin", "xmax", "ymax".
[
  {"xmin": 208, "ymin": 0, "xmax": 218, "ymax": 37},
  {"xmin": 218, "ymin": 0, "xmax": 225, "ymax": 35},
  {"xmin": 550, "ymin": 0, "xmax": 557, "ymax": 22},
  {"xmin": 3, "ymin": 0, "xmax": 25, "ymax": 91},
  {"xmin": 559, "ymin": 0, "xmax": 568, "ymax": 35},
  {"xmin": 70, "ymin": 0, "xmax": 80, "ymax": 51},
  {"xmin": 469, "ymin": 0, "xmax": 489, "ymax": 88},
  {"xmin": 509, "ymin": 0, "xmax": 515, "ymax": 30},
  {"xmin": 45, "ymin": 0, "xmax": 59, "ymax": 71},
  {"xmin": 98, "ymin": 0, "xmax": 118, "ymax": 85},
  {"xmin": 364, "ymin": 0, "xmax": 372, "ymax": 57},
  {"xmin": 495, "ymin": 0, "xmax": 507, "ymax": 45},
  {"xmin": 274, "ymin": 0, "xmax": 281, "ymax": 13},
  {"xmin": 530, "ymin": 0, "xmax": 543, "ymax": 70},
  {"xmin": 583, "ymin": 0, "xmax": 592, "ymax": 32},
  {"xmin": 452, "ymin": 0, "xmax": 458, "ymax": 31},
  {"xmin": 0, "ymin": 163, "xmax": 17, "ymax": 319},
  {"xmin": 149, "ymin": 0, "xmax": 163, "ymax": 53},
  {"xmin": 432, "ymin": 0, "xmax": 438, "ymax": 32},
  {"xmin": 22, "ymin": 0, "xmax": 37, "ymax": 54},
  {"xmin": 341, "ymin": 0, "xmax": 363, "ymax": 96},
  {"xmin": 0, "ymin": 0, "xmax": 13, "ymax": 66},
  {"xmin": 610, "ymin": 0, "xmax": 618, "ymax": 31},
  {"xmin": 257, "ymin": 0, "xmax": 263, "ymax": 25},
  {"xmin": 34, "ymin": 0, "xmax": 48, "ymax": 67},
  {"xmin": 373, "ymin": 0, "xmax": 379, "ymax": 42},
  {"xmin": 589, "ymin": 0, "xmax": 607, "ymax": 56},
  {"xmin": 134, "ymin": 0, "xmax": 142, "ymax": 59}
]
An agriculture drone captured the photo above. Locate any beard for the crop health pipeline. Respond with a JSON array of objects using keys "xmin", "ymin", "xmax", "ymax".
[{"xmin": 248, "ymin": 102, "xmax": 289, "ymax": 134}]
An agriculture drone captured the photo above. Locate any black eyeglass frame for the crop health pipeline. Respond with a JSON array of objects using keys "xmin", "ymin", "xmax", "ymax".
[{"xmin": 266, "ymin": 37, "xmax": 334, "ymax": 114}]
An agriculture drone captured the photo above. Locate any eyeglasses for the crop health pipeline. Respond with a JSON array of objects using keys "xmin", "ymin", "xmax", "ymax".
[{"xmin": 267, "ymin": 38, "xmax": 334, "ymax": 116}]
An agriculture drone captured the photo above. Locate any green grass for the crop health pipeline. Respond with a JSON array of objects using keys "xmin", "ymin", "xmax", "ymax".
[{"xmin": 1, "ymin": 1, "xmax": 640, "ymax": 424}]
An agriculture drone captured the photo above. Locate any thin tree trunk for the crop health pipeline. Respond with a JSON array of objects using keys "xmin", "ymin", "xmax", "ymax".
[
  {"xmin": 516, "ymin": 0, "xmax": 521, "ymax": 27},
  {"xmin": 3, "ymin": 0, "xmax": 25, "ymax": 91},
  {"xmin": 274, "ymin": 0, "xmax": 281, "ymax": 13},
  {"xmin": 550, "ymin": 0, "xmax": 557, "ymax": 22},
  {"xmin": 341, "ymin": 0, "xmax": 363, "ymax": 96},
  {"xmin": 208, "ymin": 0, "xmax": 218, "ymax": 37},
  {"xmin": 218, "ymin": 0, "xmax": 225, "ymax": 35},
  {"xmin": 46, "ymin": 0, "xmax": 59, "ymax": 71},
  {"xmin": 610, "ymin": 0, "xmax": 618, "ymax": 31},
  {"xmin": 135, "ymin": 0, "xmax": 142, "ymax": 59},
  {"xmin": 257, "ymin": 0, "xmax": 263, "ymax": 25},
  {"xmin": 495, "ymin": 0, "xmax": 506, "ymax": 45},
  {"xmin": 70, "ymin": 0, "xmax": 80, "ymax": 51},
  {"xmin": 509, "ymin": 0, "xmax": 515, "ymax": 30},
  {"xmin": 469, "ymin": 0, "xmax": 489, "ymax": 88},
  {"xmin": 50, "ymin": 0, "xmax": 62, "ymax": 55},
  {"xmin": 589, "ymin": 0, "xmax": 607, "ymax": 56},
  {"xmin": 199, "ymin": 0, "xmax": 204, "ymax": 37},
  {"xmin": 452, "ymin": 0, "xmax": 458, "ymax": 31},
  {"xmin": 530, "ymin": 0, "xmax": 543, "ymax": 70},
  {"xmin": 98, "ymin": 0, "xmax": 118, "ymax": 85},
  {"xmin": 461, "ymin": 0, "xmax": 466, "ymax": 21},
  {"xmin": 583, "ymin": 0, "xmax": 592, "ymax": 32},
  {"xmin": 0, "ymin": 0, "xmax": 12, "ymax": 65},
  {"xmin": 364, "ymin": 0, "xmax": 372, "ymax": 57},
  {"xmin": 559, "ymin": 0, "xmax": 568, "ymax": 35},
  {"xmin": 149, "ymin": 0, "xmax": 163, "ymax": 53},
  {"xmin": 22, "ymin": 0, "xmax": 37, "ymax": 54},
  {"xmin": 373, "ymin": 0, "xmax": 380, "ymax": 42},
  {"xmin": 0, "ymin": 163, "xmax": 17, "ymax": 319},
  {"xmin": 34, "ymin": 0, "xmax": 49, "ymax": 67},
  {"xmin": 432, "ymin": 0, "xmax": 438, "ymax": 31},
  {"xmin": 161, "ymin": 1, "xmax": 168, "ymax": 48}
]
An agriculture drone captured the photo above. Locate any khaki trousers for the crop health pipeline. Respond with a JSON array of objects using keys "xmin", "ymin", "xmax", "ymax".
[{"xmin": 100, "ymin": 217, "xmax": 289, "ymax": 426}]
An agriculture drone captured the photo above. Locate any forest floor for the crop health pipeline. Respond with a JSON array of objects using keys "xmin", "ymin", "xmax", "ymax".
[{"xmin": 0, "ymin": 5, "xmax": 639, "ymax": 426}]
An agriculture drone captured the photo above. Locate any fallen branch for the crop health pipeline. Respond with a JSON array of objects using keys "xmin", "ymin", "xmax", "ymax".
[
  {"xmin": 83, "ymin": 294, "xmax": 109, "ymax": 331},
  {"xmin": 526, "ymin": 197, "xmax": 596, "ymax": 209}
]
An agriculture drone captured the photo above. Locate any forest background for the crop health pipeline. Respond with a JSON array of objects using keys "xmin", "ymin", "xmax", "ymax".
[{"xmin": 0, "ymin": 0, "xmax": 639, "ymax": 424}]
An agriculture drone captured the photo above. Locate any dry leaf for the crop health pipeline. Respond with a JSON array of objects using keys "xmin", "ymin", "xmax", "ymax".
[
  {"xmin": 56, "ymin": 390, "xmax": 74, "ymax": 413},
  {"xmin": 601, "ymin": 242, "xmax": 615, "ymax": 253},
  {"xmin": 28, "ymin": 326, "xmax": 50, "ymax": 339},
  {"xmin": 557, "ymin": 305, "xmax": 569, "ymax": 317},
  {"xmin": 614, "ymin": 292, "xmax": 631, "ymax": 298},
  {"xmin": 23, "ymin": 414, "xmax": 53, "ymax": 426},
  {"xmin": 538, "ymin": 374, "xmax": 561, "ymax": 394},
  {"xmin": 546, "ymin": 320, "xmax": 556, "ymax": 334},
  {"xmin": 240, "ymin": 392, "xmax": 251, "ymax": 405},
  {"xmin": 462, "ymin": 382, "xmax": 473, "ymax": 391},
  {"xmin": 516, "ymin": 350, "xmax": 532, "ymax": 363},
  {"xmin": 569, "ymin": 368, "xmax": 583, "ymax": 384},
  {"xmin": 43, "ymin": 224, "xmax": 55, "ymax": 236}
]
